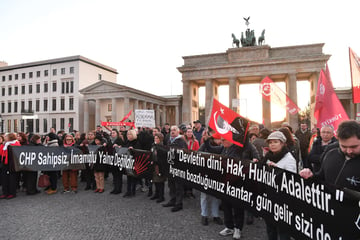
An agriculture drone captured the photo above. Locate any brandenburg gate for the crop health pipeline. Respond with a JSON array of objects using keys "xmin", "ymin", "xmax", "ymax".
[{"xmin": 178, "ymin": 43, "xmax": 330, "ymax": 129}]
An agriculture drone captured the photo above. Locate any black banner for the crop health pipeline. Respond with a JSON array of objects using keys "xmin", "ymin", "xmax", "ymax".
[
  {"xmin": 158, "ymin": 145, "xmax": 360, "ymax": 240},
  {"xmin": 10, "ymin": 145, "xmax": 153, "ymax": 178}
]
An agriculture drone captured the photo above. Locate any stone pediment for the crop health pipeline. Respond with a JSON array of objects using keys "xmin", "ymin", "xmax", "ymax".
[{"xmin": 80, "ymin": 80, "xmax": 127, "ymax": 94}]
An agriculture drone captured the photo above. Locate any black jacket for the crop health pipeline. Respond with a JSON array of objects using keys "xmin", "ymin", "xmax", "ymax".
[{"xmin": 308, "ymin": 136, "xmax": 337, "ymax": 172}]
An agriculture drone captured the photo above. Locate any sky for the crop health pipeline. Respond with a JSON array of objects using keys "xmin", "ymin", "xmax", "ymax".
[{"xmin": 1, "ymin": 0, "xmax": 359, "ymax": 122}]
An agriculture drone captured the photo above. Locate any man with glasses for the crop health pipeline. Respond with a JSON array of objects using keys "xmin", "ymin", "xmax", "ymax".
[{"xmin": 307, "ymin": 125, "xmax": 337, "ymax": 172}]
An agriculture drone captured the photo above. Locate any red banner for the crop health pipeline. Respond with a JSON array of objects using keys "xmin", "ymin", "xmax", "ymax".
[
  {"xmin": 259, "ymin": 76, "xmax": 300, "ymax": 115},
  {"xmin": 119, "ymin": 110, "xmax": 132, "ymax": 123},
  {"xmin": 349, "ymin": 47, "xmax": 360, "ymax": 103},
  {"xmin": 101, "ymin": 121, "xmax": 135, "ymax": 128},
  {"xmin": 314, "ymin": 67, "xmax": 349, "ymax": 132},
  {"xmin": 208, "ymin": 99, "xmax": 249, "ymax": 147}
]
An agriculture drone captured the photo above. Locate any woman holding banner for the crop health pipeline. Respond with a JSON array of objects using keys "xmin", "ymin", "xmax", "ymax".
[
  {"xmin": 93, "ymin": 135, "xmax": 107, "ymax": 193},
  {"xmin": 25, "ymin": 134, "xmax": 42, "ymax": 195},
  {"xmin": 44, "ymin": 132, "xmax": 60, "ymax": 195},
  {"xmin": 0, "ymin": 133, "xmax": 21, "ymax": 199},
  {"xmin": 62, "ymin": 134, "xmax": 78, "ymax": 193},
  {"xmin": 184, "ymin": 128, "xmax": 199, "ymax": 199},
  {"xmin": 264, "ymin": 131, "xmax": 297, "ymax": 240},
  {"xmin": 109, "ymin": 129, "xmax": 125, "ymax": 194}
]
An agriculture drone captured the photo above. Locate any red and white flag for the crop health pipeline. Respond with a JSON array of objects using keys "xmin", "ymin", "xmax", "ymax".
[
  {"xmin": 314, "ymin": 67, "xmax": 349, "ymax": 132},
  {"xmin": 259, "ymin": 76, "xmax": 300, "ymax": 115},
  {"xmin": 208, "ymin": 99, "xmax": 249, "ymax": 147},
  {"xmin": 349, "ymin": 47, "xmax": 360, "ymax": 103}
]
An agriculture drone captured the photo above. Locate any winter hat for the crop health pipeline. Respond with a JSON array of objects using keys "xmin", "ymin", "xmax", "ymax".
[
  {"xmin": 266, "ymin": 131, "xmax": 287, "ymax": 143},
  {"xmin": 47, "ymin": 132, "xmax": 58, "ymax": 141}
]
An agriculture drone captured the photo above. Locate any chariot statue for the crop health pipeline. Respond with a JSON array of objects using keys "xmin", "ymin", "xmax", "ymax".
[{"xmin": 231, "ymin": 16, "xmax": 265, "ymax": 48}]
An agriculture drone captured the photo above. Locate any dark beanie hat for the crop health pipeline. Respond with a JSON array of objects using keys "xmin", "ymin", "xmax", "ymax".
[{"xmin": 48, "ymin": 132, "xmax": 58, "ymax": 141}]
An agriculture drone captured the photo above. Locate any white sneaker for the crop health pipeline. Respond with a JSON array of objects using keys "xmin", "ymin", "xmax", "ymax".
[
  {"xmin": 233, "ymin": 228, "xmax": 241, "ymax": 239},
  {"xmin": 219, "ymin": 227, "xmax": 234, "ymax": 236}
]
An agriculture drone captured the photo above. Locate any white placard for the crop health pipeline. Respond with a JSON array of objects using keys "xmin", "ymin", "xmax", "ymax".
[{"xmin": 135, "ymin": 109, "xmax": 155, "ymax": 128}]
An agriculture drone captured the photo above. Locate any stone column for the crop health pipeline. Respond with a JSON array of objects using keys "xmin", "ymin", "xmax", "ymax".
[
  {"xmin": 162, "ymin": 106, "xmax": 167, "ymax": 125},
  {"xmin": 229, "ymin": 77, "xmax": 239, "ymax": 113},
  {"xmin": 95, "ymin": 99, "xmax": 100, "ymax": 128},
  {"xmin": 84, "ymin": 100, "xmax": 89, "ymax": 132},
  {"xmin": 112, "ymin": 98, "xmax": 117, "ymax": 122},
  {"xmin": 123, "ymin": 97, "xmax": 129, "ymax": 118},
  {"xmin": 286, "ymin": 73, "xmax": 298, "ymax": 130},
  {"xmin": 175, "ymin": 105, "xmax": 179, "ymax": 125},
  {"xmin": 134, "ymin": 99, "xmax": 139, "ymax": 110},
  {"xmin": 155, "ymin": 105, "xmax": 160, "ymax": 127},
  {"xmin": 309, "ymin": 72, "xmax": 319, "ymax": 127},
  {"xmin": 205, "ymin": 79, "xmax": 216, "ymax": 122},
  {"xmin": 182, "ymin": 80, "xmax": 191, "ymax": 124}
]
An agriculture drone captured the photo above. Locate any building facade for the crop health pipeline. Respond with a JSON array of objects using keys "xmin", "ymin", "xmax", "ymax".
[{"xmin": 0, "ymin": 56, "xmax": 117, "ymax": 134}]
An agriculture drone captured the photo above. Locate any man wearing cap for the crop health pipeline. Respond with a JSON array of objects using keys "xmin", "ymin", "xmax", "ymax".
[{"xmin": 193, "ymin": 120, "xmax": 204, "ymax": 144}]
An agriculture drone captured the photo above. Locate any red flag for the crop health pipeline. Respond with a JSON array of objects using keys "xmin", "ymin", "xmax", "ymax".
[
  {"xmin": 208, "ymin": 99, "xmax": 249, "ymax": 147},
  {"xmin": 120, "ymin": 110, "xmax": 132, "ymax": 122},
  {"xmin": 260, "ymin": 76, "xmax": 300, "ymax": 115},
  {"xmin": 349, "ymin": 47, "xmax": 360, "ymax": 103},
  {"xmin": 314, "ymin": 69, "xmax": 349, "ymax": 132}
]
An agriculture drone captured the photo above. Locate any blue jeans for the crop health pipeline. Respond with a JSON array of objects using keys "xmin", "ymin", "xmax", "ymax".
[{"xmin": 200, "ymin": 192, "xmax": 221, "ymax": 217}]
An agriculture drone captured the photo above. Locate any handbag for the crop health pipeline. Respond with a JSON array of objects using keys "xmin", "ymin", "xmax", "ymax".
[{"xmin": 38, "ymin": 174, "xmax": 50, "ymax": 188}]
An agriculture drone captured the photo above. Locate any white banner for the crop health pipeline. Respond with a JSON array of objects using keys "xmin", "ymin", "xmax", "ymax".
[{"xmin": 135, "ymin": 109, "xmax": 155, "ymax": 128}]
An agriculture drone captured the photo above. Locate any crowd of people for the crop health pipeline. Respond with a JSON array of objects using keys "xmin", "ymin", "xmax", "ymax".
[{"xmin": 1, "ymin": 119, "xmax": 360, "ymax": 240}]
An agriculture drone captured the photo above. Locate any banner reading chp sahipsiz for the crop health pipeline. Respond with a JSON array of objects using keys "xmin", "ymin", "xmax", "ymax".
[
  {"xmin": 161, "ymin": 145, "xmax": 360, "ymax": 240},
  {"xmin": 10, "ymin": 145, "xmax": 89, "ymax": 171}
]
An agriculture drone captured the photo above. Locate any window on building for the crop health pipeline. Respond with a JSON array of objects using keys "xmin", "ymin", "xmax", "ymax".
[
  {"xmin": 15, "ymin": 74, "xmax": 18, "ymax": 80},
  {"xmin": 21, "ymin": 85, "xmax": 25, "ymax": 94},
  {"xmin": 36, "ymin": 71, "xmax": 41, "ymax": 77},
  {"xmin": 60, "ymin": 98, "xmax": 65, "ymax": 111},
  {"xmin": 8, "ymin": 87, "xmax": 11, "ymax": 96},
  {"xmin": 35, "ymin": 119, "xmax": 39, "ymax": 133},
  {"xmin": 70, "ymin": 81, "xmax": 74, "ymax": 93},
  {"xmin": 52, "ymin": 118, "xmax": 56, "ymax": 130},
  {"xmin": 22, "ymin": 73, "xmax": 26, "ymax": 79},
  {"xmin": 29, "ymin": 72, "xmax": 33, "ymax": 78},
  {"xmin": 108, "ymin": 104, "xmax": 112, "ymax": 112},
  {"xmin": 70, "ymin": 67, "xmax": 74, "ymax": 74},
  {"xmin": 2, "ymin": 76, "xmax": 5, "ymax": 82},
  {"xmin": 60, "ymin": 118, "xmax": 65, "ymax": 130},
  {"xmin": 61, "ymin": 82, "xmax": 65, "ymax": 94},
  {"xmin": 61, "ymin": 68, "xmax": 65, "ymax": 75},
  {"xmin": 36, "ymin": 84, "xmax": 40, "ymax": 93},
  {"xmin": 53, "ymin": 69, "xmax": 57, "ymax": 76},
  {"xmin": 52, "ymin": 82, "xmax": 57, "ymax": 92},
  {"xmin": 1, "ymin": 102, "xmax": 4, "ymax": 113},
  {"xmin": 14, "ymin": 102, "xmax": 18, "ymax": 113},
  {"xmin": 1, "ymin": 88, "xmax": 5, "ymax": 96},
  {"xmin": 28, "ymin": 100, "xmax": 32, "ymax": 112},
  {"xmin": 28, "ymin": 84, "xmax": 33, "ymax": 94},
  {"xmin": 8, "ymin": 75, "xmax": 12, "ymax": 81},
  {"xmin": 43, "ymin": 119, "xmax": 48, "ymax": 132},
  {"xmin": 69, "ymin": 98, "xmax": 74, "ymax": 110},
  {"xmin": 36, "ymin": 99, "xmax": 40, "ymax": 112},
  {"xmin": 98, "ymin": 74, "xmax": 102, "ymax": 80},
  {"xmin": 66, "ymin": 81, "xmax": 69, "ymax": 93},
  {"xmin": 14, "ymin": 86, "xmax": 18, "ymax": 95},
  {"xmin": 52, "ymin": 98, "xmax": 56, "ymax": 111},
  {"xmin": 20, "ymin": 119, "xmax": 24, "ymax": 132},
  {"xmin": 43, "ymin": 99, "xmax": 48, "ymax": 112},
  {"xmin": 44, "ymin": 70, "xmax": 48, "ymax": 77},
  {"xmin": 7, "ymin": 102, "xmax": 11, "ymax": 113},
  {"xmin": 44, "ymin": 83, "xmax": 48, "ymax": 93},
  {"xmin": 21, "ymin": 101, "xmax": 25, "ymax": 112},
  {"xmin": 7, "ymin": 119, "xmax": 11, "ymax": 133}
]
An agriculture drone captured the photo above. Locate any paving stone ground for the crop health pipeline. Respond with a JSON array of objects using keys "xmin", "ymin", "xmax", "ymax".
[{"xmin": 0, "ymin": 176, "xmax": 266, "ymax": 240}]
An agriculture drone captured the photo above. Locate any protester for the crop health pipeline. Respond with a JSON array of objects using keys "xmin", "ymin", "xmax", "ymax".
[
  {"xmin": 93, "ymin": 135, "xmax": 107, "ymax": 193},
  {"xmin": 278, "ymin": 127, "xmax": 301, "ymax": 171},
  {"xmin": 162, "ymin": 125, "xmax": 187, "ymax": 212},
  {"xmin": 295, "ymin": 122, "xmax": 312, "ymax": 166},
  {"xmin": 82, "ymin": 131, "xmax": 96, "ymax": 190},
  {"xmin": 150, "ymin": 132, "xmax": 167, "ymax": 203},
  {"xmin": 300, "ymin": 120, "xmax": 360, "ymax": 192},
  {"xmin": 44, "ymin": 132, "xmax": 60, "ymax": 195},
  {"xmin": 184, "ymin": 127, "xmax": 199, "ymax": 199},
  {"xmin": 25, "ymin": 134, "xmax": 42, "ymax": 195},
  {"xmin": 0, "ymin": 133, "xmax": 21, "ymax": 199},
  {"xmin": 62, "ymin": 134, "xmax": 78, "ymax": 193},
  {"xmin": 109, "ymin": 129, "xmax": 125, "ymax": 194},
  {"xmin": 264, "ymin": 131, "xmax": 297, "ymax": 240},
  {"xmin": 123, "ymin": 129, "xmax": 142, "ymax": 197},
  {"xmin": 198, "ymin": 130, "xmax": 223, "ymax": 226},
  {"xmin": 307, "ymin": 125, "xmax": 337, "ymax": 172},
  {"xmin": 193, "ymin": 120, "xmax": 204, "ymax": 144}
]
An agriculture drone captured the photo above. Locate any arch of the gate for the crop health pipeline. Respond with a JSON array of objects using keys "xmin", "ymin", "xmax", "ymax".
[{"xmin": 178, "ymin": 44, "xmax": 330, "ymax": 129}]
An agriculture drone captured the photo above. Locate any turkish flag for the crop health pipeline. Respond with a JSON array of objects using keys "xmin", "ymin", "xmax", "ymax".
[
  {"xmin": 314, "ymin": 68, "xmax": 349, "ymax": 132},
  {"xmin": 208, "ymin": 99, "xmax": 249, "ymax": 147},
  {"xmin": 349, "ymin": 47, "xmax": 360, "ymax": 103},
  {"xmin": 260, "ymin": 76, "xmax": 300, "ymax": 115}
]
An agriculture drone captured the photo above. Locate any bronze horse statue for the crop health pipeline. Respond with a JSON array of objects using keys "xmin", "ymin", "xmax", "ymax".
[
  {"xmin": 232, "ymin": 33, "xmax": 240, "ymax": 48},
  {"xmin": 258, "ymin": 29, "xmax": 265, "ymax": 46}
]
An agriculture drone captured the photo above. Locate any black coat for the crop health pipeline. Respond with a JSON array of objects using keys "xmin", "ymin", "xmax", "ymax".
[{"xmin": 308, "ymin": 136, "xmax": 337, "ymax": 172}]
